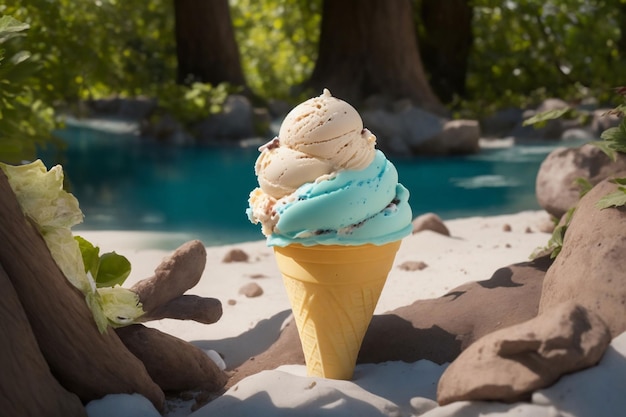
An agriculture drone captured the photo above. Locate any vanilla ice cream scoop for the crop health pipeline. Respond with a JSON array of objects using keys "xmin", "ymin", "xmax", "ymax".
[
  {"xmin": 278, "ymin": 89, "xmax": 376, "ymax": 171},
  {"xmin": 256, "ymin": 144, "xmax": 334, "ymax": 199}
]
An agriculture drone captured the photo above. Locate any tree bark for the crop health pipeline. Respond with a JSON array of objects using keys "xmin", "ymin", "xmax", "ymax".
[
  {"xmin": 173, "ymin": 0, "xmax": 246, "ymax": 87},
  {"xmin": 307, "ymin": 0, "xmax": 445, "ymax": 114},
  {"xmin": 418, "ymin": 0, "xmax": 473, "ymax": 102},
  {"xmin": 0, "ymin": 263, "xmax": 86, "ymax": 417},
  {"xmin": 0, "ymin": 171, "xmax": 165, "ymax": 411}
]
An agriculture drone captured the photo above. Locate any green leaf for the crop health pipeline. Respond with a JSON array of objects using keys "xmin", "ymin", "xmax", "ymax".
[
  {"xmin": 596, "ymin": 188, "xmax": 626, "ymax": 210},
  {"xmin": 95, "ymin": 252, "xmax": 131, "ymax": 288},
  {"xmin": 610, "ymin": 177, "xmax": 626, "ymax": 186},
  {"xmin": 0, "ymin": 15, "xmax": 30, "ymax": 37},
  {"xmin": 522, "ymin": 107, "xmax": 572, "ymax": 127},
  {"xmin": 574, "ymin": 177, "xmax": 593, "ymax": 198},
  {"xmin": 590, "ymin": 140, "xmax": 617, "ymax": 161},
  {"xmin": 75, "ymin": 235, "xmax": 100, "ymax": 277}
]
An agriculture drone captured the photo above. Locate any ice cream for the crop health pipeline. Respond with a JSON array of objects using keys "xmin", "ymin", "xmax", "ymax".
[
  {"xmin": 247, "ymin": 89, "xmax": 412, "ymax": 246},
  {"xmin": 246, "ymin": 89, "xmax": 412, "ymax": 380}
]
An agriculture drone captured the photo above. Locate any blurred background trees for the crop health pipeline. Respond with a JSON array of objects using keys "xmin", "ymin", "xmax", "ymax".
[{"xmin": 1, "ymin": 0, "xmax": 625, "ymax": 160}]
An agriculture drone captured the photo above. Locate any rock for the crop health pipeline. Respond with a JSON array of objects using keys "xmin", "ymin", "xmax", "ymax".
[
  {"xmin": 412, "ymin": 213, "xmax": 450, "ymax": 236},
  {"xmin": 195, "ymin": 95, "xmax": 255, "ymax": 142},
  {"xmin": 361, "ymin": 106, "xmax": 444, "ymax": 154},
  {"xmin": 222, "ymin": 248, "xmax": 249, "ymax": 263},
  {"xmin": 591, "ymin": 108, "xmax": 621, "ymax": 136},
  {"xmin": 480, "ymin": 107, "xmax": 524, "ymax": 138},
  {"xmin": 535, "ymin": 144, "xmax": 626, "ymax": 219},
  {"xmin": 398, "ymin": 261, "xmax": 428, "ymax": 271},
  {"xmin": 414, "ymin": 119, "xmax": 481, "ymax": 155},
  {"xmin": 509, "ymin": 98, "xmax": 573, "ymax": 141},
  {"xmin": 117, "ymin": 97, "xmax": 158, "ymax": 120},
  {"xmin": 539, "ymin": 174, "xmax": 626, "ymax": 337},
  {"xmin": 239, "ymin": 282, "xmax": 264, "ymax": 298},
  {"xmin": 228, "ymin": 256, "xmax": 551, "ymax": 387},
  {"xmin": 502, "ymin": 223, "xmax": 512, "ymax": 232},
  {"xmin": 437, "ymin": 301, "xmax": 611, "ymax": 405},
  {"xmin": 560, "ymin": 127, "xmax": 595, "ymax": 141}
]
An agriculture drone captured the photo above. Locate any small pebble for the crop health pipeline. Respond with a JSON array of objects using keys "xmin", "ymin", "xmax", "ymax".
[
  {"xmin": 223, "ymin": 248, "xmax": 249, "ymax": 263},
  {"xmin": 502, "ymin": 224, "xmax": 512, "ymax": 232},
  {"xmin": 239, "ymin": 282, "xmax": 264, "ymax": 298},
  {"xmin": 398, "ymin": 261, "xmax": 428, "ymax": 271}
]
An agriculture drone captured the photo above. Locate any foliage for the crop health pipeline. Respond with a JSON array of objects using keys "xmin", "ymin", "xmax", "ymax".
[
  {"xmin": 230, "ymin": 0, "xmax": 321, "ymax": 101},
  {"xmin": 75, "ymin": 236, "xmax": 131, "ymax": 289},
  {"xmin": 2, "ymin": 0, "xmax": 177, "ymax": 103},
  {"xmin": 596, "ymin": 177, "xmax": 626, "ymax": 209},
  {"xmin": 0, "ymin": 15, "xmax": 57, "ymax": 164},
  {"xmin": 154, "ymin": 82, "xmax": 230, "ymax": 127},
  {"xmin": 456, "ymin": 0, "xmax": 625, "ymax": 117},
  {"xmin": 531, "ymin": 207, "xmax": 576, "ymax": 259},
  {"xmin": 529, "ymin": 87, "xmax": 626, "ymax": 259}
]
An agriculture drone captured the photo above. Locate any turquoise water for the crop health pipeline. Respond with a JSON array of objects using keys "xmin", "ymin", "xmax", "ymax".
[{"xmin": 37, "ymin": 124, "xmax": 570, "ymax": 247}]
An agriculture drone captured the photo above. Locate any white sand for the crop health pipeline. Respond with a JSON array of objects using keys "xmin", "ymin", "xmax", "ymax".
[{"xmin": 82, "ymin": 210, "xmax": 626, "ymax": 417}]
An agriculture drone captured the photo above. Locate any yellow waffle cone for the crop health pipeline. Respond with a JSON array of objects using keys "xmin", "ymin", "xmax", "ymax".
[{"xmin": 273, "ymin": 241, "xmax": 401, "ymax": 380}]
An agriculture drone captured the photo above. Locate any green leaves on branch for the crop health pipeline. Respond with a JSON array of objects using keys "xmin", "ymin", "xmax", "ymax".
[
  {"xmin": 591, "ymin": 117, "xmax": 626, "ymax": 162},
  {"xmin": 522, "ymin": 107, "xmax": 574, "ymax": 127},
  {"xmin": 75, "ymin": 236, "xmax": 131, "ymax": 288},
  {"xmin": 596, "ymin": 178, "xmax": 626, "ymax": 210}
]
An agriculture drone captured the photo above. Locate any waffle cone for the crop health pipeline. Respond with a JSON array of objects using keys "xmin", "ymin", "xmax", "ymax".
[{"xmin": 273, "ymin": 241, "xmax": 401, "ymax": 380}]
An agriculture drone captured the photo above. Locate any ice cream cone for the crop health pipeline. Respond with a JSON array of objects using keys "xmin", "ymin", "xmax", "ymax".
[{"xmin": 273, "ymin": 240, "xmax": 401, "ymax": 380}]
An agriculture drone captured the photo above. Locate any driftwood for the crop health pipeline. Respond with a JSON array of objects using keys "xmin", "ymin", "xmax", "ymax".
[
  {"xmin": 0, "ymin": 170, "xmax": 165, "ymax": 411},
  {"xmin": 131, "ymin": 240, "xmax": 223, "ymax": 324},
  {"xmin": 0, "ymin": 169, "xmax": 228, "ymax": 414},
  {"xmin": 117, "ymin": 324, "xmax": 229, "ymax": 392},
  {"xmin": 0, "ymin": 263, "xmax": 86, "ymax": 417}
]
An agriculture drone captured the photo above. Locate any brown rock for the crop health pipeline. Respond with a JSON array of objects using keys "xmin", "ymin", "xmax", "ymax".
[
  {"xmin": 535, "ymin": 144, "xmax": 626, "ymax": 219},
  {"xmin": 539, "ymin": 174, "xmax": 626, "ymax": 337},
  {"xmin": 239, "ymin": 282, "xmax": 264, "ymax": 298},
  {"xmin": 437, "ymin": 302, "xmax": 611, "ymax": 405},
  {"xmin": 116, "ymin": 324, "xmax": 228, "ymax": 392},
  {"xmin": 412, "ymin": 213, "xmax": 450, "ymax": 236},
  {"xmin": 228, "ymin": 256, "xmax": 550, "ymax": 387},
  {"xmin": 223, "ymin": 248, "xmax": 249, "ymax": 263},
  {"xmin": 398, "ymin": 261, "xmax": 428, "ymax": 271},
  {"xmin": 502, "ymin": 223, "xmax": 512, "ymax": 232}
]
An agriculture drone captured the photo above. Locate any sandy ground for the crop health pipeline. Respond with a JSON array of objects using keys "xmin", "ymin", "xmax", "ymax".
[{"xmin": 82, "ymin": 210, "xmax": 626, "ymax": 417}]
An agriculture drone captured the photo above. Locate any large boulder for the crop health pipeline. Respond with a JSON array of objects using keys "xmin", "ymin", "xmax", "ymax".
[
  {"xmin": 436, "ymin": 301, "xmax": 610, "ymax": 405},
  {"xmin": 535, "ymin": 144, "xmax": 626, "ymax": 219},
  {"xmin": 539, "ymin": 174, "xmax": 626, "ymax": 337}
]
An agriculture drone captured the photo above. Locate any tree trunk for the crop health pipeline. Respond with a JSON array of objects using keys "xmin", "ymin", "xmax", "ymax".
[
  {"xmin": 173, "ymin": 0, "xmax": 246, "ymax": 87},
  {"xmin": 0, "ymin": 263, "xmax": 86, "ymax": 417},
  {"xmin": 618, "ymin": 3, "xmax": 626, "ymax": 61},
  {"xmin": 418, "ymin": 0, "xmax": 473, "ymax": 103},
  {"xmin": 0, "ymin": 171, "xmax": 165, "ymax": 411},
  {"xmin": 307, "ymin": 0, "xmax": 445, "ymax": 114}
]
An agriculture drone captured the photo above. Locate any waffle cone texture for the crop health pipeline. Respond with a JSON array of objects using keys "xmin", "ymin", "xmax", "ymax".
[{"xmin": 274, "ymin": 241, "xmax": 401, "ymax": 380}]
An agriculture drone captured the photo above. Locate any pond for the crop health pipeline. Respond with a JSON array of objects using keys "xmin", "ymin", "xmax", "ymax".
[{"xmin": 37, "ymin": 123, "xmax": 579, "ymax": 248}]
